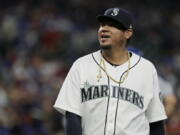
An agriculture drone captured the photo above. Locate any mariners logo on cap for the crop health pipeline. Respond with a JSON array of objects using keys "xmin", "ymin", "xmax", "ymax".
[{"xmin": 111, "ymin": 8, "xmax": 119, "ymax": 16}]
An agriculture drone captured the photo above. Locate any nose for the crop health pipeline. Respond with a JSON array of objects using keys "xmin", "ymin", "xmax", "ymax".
[
  {"xmin": 99, "ymin": 26, "xmax": 109, "ymax": 34},
  {"xmin": 101, "ymin": 29, "xmax": 109, "ymax": 33}
]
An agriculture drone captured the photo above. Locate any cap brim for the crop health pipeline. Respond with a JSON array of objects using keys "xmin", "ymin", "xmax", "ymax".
[
  {"xmin": 96, "ymin": 15, "xmax": 127, "ymax": 29},
  {"xmin": 96, "ymin": 15, "xmax": 118, "ymax": 23}
]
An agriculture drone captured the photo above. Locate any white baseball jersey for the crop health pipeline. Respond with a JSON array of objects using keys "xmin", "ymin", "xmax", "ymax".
[{"xmin": 54, "ymin": 50, "xmax": 167, "ymax": 135}]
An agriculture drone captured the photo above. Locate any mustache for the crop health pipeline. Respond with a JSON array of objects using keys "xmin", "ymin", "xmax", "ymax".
[{"xmin": 100, "ymin": 45, "xmax": 112, "ymax": 50}]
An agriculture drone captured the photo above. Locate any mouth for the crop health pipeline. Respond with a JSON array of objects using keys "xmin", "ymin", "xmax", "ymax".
[
  {"xmin": 101, "ymin": 35, "xmax": 111, "ymax": 40},
  {"xmin": 101, "ymin": 35, "xmax": 110, "ymax": 38}
]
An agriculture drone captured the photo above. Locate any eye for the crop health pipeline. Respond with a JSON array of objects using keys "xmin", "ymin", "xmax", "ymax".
[
  {"xmin": 108, "ymin": 22, "xmax": 120, "ymax": 28},
  {"xmin": 100, "ymin": 21, "xmax": 118, "ymax": 27},
  {"xmin": 106, "ymin": 22, "xmax": 114, "ymax": 27},
  {"xmin": 100, "ymin": 22, "xmax": 106, "ymax": 27},
  {"xmin": 100, "ymin": 21, "xmax": 120, "ymax": 28}
]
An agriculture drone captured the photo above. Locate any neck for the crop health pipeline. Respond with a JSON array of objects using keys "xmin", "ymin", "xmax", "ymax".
[{"xmin": 101, "ymin": 48, "xmax": 129, "ymax": 65}]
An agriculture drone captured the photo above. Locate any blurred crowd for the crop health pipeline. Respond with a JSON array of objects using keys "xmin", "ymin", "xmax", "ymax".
[{"xmin": 0, "ymin": 0, "xmax": 180, "ymax": 135}]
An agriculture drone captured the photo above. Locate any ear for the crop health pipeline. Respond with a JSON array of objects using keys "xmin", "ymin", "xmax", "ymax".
[{"xmin": 124, "ymin": 29, "xmax": 133, "ymax": 39}]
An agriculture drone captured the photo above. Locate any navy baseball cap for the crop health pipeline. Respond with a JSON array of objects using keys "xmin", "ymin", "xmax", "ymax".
[{"xmin": 97, "ymin": 7, "xmax": 134, "ymax": 30}]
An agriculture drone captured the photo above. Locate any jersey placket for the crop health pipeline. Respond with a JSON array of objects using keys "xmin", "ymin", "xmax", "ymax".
[
  {"xmin": 106, "ymin": 83, "xmax": 118, "ymax": 135},
  {"xmin": 104, "ymin": 62, "xmax": 126, "ymax": 135}
]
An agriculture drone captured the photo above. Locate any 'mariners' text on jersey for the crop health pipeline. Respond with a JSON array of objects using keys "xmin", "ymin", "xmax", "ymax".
[{"xmin": 81, "ymin": 85, "xmax": 144, "ymax": 109}]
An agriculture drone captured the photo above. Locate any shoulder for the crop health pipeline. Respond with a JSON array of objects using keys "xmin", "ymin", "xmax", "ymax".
[
  {"xmin": 73, "ymin": 50, "xmax": 100, "ymax": 66},
  {"xmin": 131, "ymin": 52, "xmax": 157, "ymax": 73}
]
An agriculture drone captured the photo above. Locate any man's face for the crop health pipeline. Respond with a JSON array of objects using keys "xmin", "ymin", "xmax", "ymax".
[{"xmin": 98, "ymin": 20, "xmax": 131, "ymax": 50}]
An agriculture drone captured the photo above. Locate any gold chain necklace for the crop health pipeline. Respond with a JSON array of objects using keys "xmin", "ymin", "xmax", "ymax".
[{"xmin": 97, "ymin": 52, "xmax": 131, "ymax": 84}]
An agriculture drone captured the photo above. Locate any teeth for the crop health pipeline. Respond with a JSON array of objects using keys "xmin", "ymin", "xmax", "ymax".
[{"xmin": 101, "ymin": 35, "xmax": 110, "ymax": 38}]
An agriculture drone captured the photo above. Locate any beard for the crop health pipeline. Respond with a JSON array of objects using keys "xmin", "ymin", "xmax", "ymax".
[{"xmin": 100, "ymin": 44, "xmax": 112, "ymax": 50}]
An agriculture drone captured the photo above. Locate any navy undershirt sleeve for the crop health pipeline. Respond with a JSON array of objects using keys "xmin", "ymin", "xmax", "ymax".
[
  {"xmin": 65, "ymin": 111, "xmax": 82, "ymax": 135},
  {"xmin": 150, "ymin": 120, "xmax": 165, "ymax": 135},
  {"xmin": 66, "ymin": 112, "xmax": 165, "ymax": 135}
]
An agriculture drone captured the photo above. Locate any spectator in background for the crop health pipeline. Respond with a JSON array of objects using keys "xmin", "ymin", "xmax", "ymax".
[
  {"xmin": 158, "ymin": 76, "xmax": 177, "ymax": 117},
  {"xmin": 0, "ymin": 1, "xmax": 179, "ymax": 135}
]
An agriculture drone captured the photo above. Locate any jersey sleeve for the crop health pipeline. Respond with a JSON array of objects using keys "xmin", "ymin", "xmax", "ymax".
[
  {"xmin": 53, "ymin": 61, "xmax": 82, "ymax": 116},
  {"xmin": 146, "ymin": 67, "xmax": 167, "ymax": 123}
]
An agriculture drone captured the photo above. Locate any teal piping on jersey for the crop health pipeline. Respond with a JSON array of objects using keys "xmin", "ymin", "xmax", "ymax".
[
  {"xmin": 91, "ymin": 52, "xmax": 141, "ymax": 135},
  {"xmin": 113, "ymin": 54, "xmax": 141, "ymax": 135}
]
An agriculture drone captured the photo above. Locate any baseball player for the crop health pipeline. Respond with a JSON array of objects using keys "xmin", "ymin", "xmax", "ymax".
[{"xmin": 54, "ymin": 7, "xmax": 167, "ymax": 135}]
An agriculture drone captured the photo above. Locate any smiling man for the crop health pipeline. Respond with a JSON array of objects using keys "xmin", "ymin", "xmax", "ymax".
[{"xmin": 54, "ymin": 7, "xmax": 167, "ymax": 135}]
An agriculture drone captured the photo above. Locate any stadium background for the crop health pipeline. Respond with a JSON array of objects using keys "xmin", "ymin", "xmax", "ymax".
[{"xmin": 0, "ymin": 0, "xmax": 179, "ymax": 135}]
